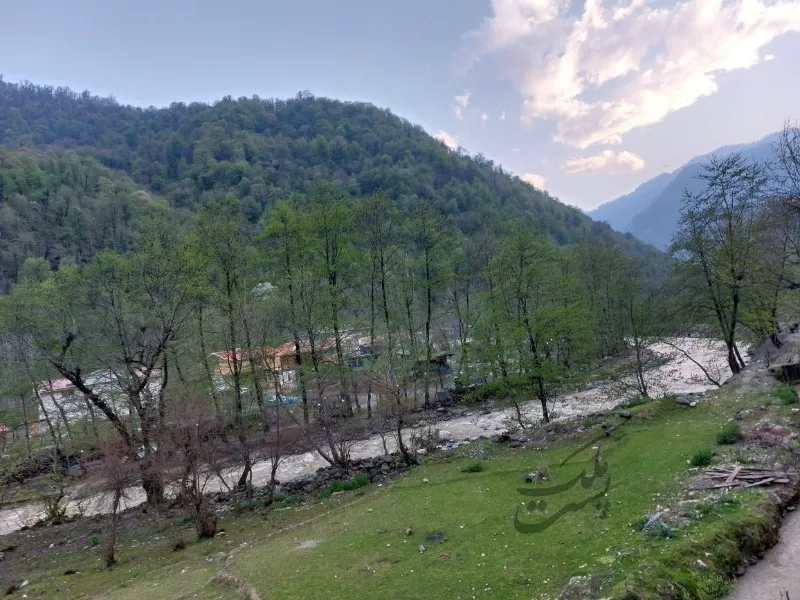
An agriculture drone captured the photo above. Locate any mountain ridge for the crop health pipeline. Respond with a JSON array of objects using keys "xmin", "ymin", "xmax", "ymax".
[{"xmin": 589, "ymin": 131, "xmax": 782, "ymax": 248}]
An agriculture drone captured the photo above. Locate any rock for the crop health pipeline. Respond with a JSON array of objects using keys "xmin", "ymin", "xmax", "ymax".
[
  {"xmin": 419, "ymin": 545, "xmax": 426, "ymax": 553},
  {"xmin": 426, "ymin": 532, "xmax": 447, "ymax": 543},
  {"xmin": 405, "ymin": 528, "xmax": 413, "ymax": 536},
  {"xmin": 734, "ymin": 565, "xmax": 746, "ymax": 577},
  {"xmin": 417, "ymin": 448, "xmax": 427, "ymax": 456},
  {"xmin": 787, "ymin": 505, "xmax": 796, "ymax": 512},
  {"xmin": 423, "ymin": 478, "xmax": 429, "ymax": 484},
  {"xmin": 331, "ymin": 491, "xmax": 345, "ymax": 497},
  {"xmin": 690, "ymin": 401, "xmax": 697, "ymax": 407},
  {"xmin": 618, "ymin": 410, "xmax": 632, "ymax": 419},
  {"xmin": 697, "ymin": 559, "xmax": 709, "ymax": 570},
  {"xmin": 675, "ymin": 396, "xmax": 693, "ymax": 406}
]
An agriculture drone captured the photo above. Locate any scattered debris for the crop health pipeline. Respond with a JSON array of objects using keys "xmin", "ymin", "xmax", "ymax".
[
  {"xmin": 692, "ymin": 465, "xmax": 794, "ymax": 490},
  {"xmin": 419, "ymin": 544, "xmax": 426, "ymax": 553}
]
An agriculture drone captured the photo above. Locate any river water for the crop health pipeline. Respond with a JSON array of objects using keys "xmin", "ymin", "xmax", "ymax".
[{"xmin": 0, "ymin": 338, "xmax": 735, "ymax": 536}]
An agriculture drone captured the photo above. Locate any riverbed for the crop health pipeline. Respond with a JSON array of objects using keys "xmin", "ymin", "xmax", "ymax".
[{"xmin": 0, "ymin": 338, "xmax": 736, "ymax": 536}]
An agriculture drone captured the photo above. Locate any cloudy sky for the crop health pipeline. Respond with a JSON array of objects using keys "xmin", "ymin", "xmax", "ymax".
[{"xmin": 2, "ymin": 0, "xmax": 799, "ymax": 209}]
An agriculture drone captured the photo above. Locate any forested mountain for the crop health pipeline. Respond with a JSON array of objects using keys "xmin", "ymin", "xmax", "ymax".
[
  {"xmin": 589, "ymin": 133, "xmax": 781, "ymax": 248},
  {"xmin": 0, "ymin": 78, "xmax": 663, "ymax": 290}
]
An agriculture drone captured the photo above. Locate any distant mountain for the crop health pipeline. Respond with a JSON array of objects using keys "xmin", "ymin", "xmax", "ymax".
[
  {"xmin": 589, "ymin": 133, "xmax": 781, "ymax": 248},
  {"xmin": 588, "ymin": 172, "xmax": 677, "ymax": 232}
]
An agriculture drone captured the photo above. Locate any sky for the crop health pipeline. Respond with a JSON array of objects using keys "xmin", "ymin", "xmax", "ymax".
[{"xmin": 1, "ymin": 0, "xmax": 800, "ymax": 210}]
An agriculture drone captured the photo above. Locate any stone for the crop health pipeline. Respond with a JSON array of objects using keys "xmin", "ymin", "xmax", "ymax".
[
  {"xmin": 618, "ymin": 410, "xmax": 632, "ymax": 419},
  {"xmin": 405, "ymin": 528, "xmax": 413, "ymax": 536},
  {"xmin": 426, "ymin": 532, "xmax": 447, "ymax": 543},
  {"xmin": 689, "ymin": 401, "xmax": 697, "ymax": 407},
  {"xmin": 423, "ymin": 478, "xmax": 429, "ymax": 484},
  {"xmin": 417, "ymin": 448, "xmax": 427, "ymax": 456},
  {"xmin": 734, "ymin": 565, "xmax": 746, "ymax": 577},
  {"xmin": 419, "ymin": 545, "xmax": 426, "ymax": 553},
  {"xmin": 697, "ymin": 559, "xmax": 709, "ymax": 570},
  {"xmin": 331, "ymin": 491, "xmax": 345, "ymax": 497}
]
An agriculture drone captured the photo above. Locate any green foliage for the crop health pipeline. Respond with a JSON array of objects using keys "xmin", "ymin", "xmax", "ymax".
[
  {"xmin": 461, "ymin": 461, "xmax": 484, "ymax": 473},
  {"xmin": 772, "ymin": 385, "xmax": 798, "ymax": 405},
  {"xmin": 315, "ymin": 473, "xmax": 371, "ymax": 499},
  {"xmin": 690, "ymin": 447, "xmax": 713, "ymax": 467},
  {"xmin": 622, "ymin": 395, "xmax": 649, "ymax": 408},
  {"xmin": 0, "ymin": 79, "xmax": 665, "ymax": 286},
  {"xmin": 716, "ymin": 423, "xmax": 742, "ymax": 445},
  {"xmin": 90, "ymin": 535, "xmax": 100, "ymax": 547}
]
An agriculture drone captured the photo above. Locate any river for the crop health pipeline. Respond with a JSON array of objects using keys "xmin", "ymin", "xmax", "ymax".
[{"xmin": 0, "ymin": 338, "xmax": 735, "ymax": 536}]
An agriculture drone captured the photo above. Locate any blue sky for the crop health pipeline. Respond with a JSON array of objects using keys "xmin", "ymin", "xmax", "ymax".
[{"xmin": 2, "ymin": 0, "xmax": 799, "ymax": 210}]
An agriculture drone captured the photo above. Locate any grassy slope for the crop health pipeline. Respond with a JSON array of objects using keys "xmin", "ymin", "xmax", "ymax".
[{"xmin": 6, "ymin": 382, "xmax": 797, "ymax": 600}]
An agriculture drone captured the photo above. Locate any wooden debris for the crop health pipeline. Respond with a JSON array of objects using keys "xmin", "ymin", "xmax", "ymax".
[{"xmin": 692, "ymin": 465, "xmax": 795, "ymax": 490}]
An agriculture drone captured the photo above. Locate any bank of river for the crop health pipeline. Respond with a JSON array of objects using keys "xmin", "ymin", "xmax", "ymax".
[{"xmin": 0, "ymin": 338, "xmax": 736, "ymax": 536}]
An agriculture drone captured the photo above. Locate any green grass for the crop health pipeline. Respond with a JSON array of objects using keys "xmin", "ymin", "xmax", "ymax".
[
  {"xmin": 5, "ymin": 386, "xmax": 791, "ymax": 600},
  {"xmin": 772, "ymin": 385, "xmax": 798, "ymax": 405},
  {"xmin": 716, "ymin": 423, "xmax": 742, "ymax": 445},
  {"xmin": 690, "ymin": 447, "xmax": 713, "ymax": 467}
]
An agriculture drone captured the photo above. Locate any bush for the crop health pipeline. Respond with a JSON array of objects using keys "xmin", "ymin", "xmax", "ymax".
[
  {"xmin": 90, "ymin": 535, "xmax": 100, "ymax": 547},
  {"xmin": 466, "ymin": 376, "xmax": 532, "ymax": 403},
  {"xmin": 316, "ymin": 473, "xmax": 371, "ymax": 499},
  {"xmin": 462, "ymin": 461, "xmax": 484, "ymax": 473},
  {"xmin": 716, "ymin": 423, "xmax": 742, "ymax": 445},
  {"xmin": 773, "ymin": 385, "xmax": 798, "ymax": 405},
  {"xmin": 690, "ymin": 448, "xmax": 713, "ymax": 467},
  {"xmin": 622, "ymin": 395, "xmax": 649, "ymax": 408}
]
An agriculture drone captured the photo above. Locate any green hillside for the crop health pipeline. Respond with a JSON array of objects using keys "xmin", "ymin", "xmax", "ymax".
[{"xmin": 0, "ymin": 78, "xmax": 664, "ymax": 290}]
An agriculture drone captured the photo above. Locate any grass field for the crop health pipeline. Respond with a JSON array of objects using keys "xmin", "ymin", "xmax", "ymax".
[{"xmin": 4, "ymin": 380, "xmax": 798, "ymax": 600}]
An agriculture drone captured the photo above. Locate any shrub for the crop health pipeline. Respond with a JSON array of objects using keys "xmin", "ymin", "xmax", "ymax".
[
  {"xmin": 462, "ymin": 461, "xmax": 484, "ymax": 473},
  {"xmin": 316, "ymin": 473, "xmax": 372, "ymax": 499},
  {"xmin": 90, "ymin": 535, "xmax": 100, "ymax": 547},
  {"xmin": 716, "ymin": 423, "xmax": 742, "ymax": 445},
  {"xmin": 773, "ymin": 385, "xmax": 798, "ymax": 405},
  {"xmin": 622, "ymin": 395, "xmax": 649, "ymax": 408},
  {"xmin": 583, "ymin": 416, "xmax": 597, "ymax": 428},
  {"xmin": 690, "ymin": 448, "xmax": 713, "ymax": 467}
]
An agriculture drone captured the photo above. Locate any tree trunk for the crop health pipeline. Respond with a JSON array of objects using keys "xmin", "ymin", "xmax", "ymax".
[
  {"xmin": 197, "ymin": 308, "xmax": 223, "ymax": 420},
  {"xmin": 20, "ymin": 395, "xmax": 32, "ymax": 458}
]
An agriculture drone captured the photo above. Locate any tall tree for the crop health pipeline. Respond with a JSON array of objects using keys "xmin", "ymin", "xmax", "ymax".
[{"xmin": 670, "ymin": 154, "xmax": 767, "ymax": 374}]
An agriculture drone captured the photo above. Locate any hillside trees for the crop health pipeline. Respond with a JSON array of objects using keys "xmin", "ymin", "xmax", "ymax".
[
  {"xmin": 0, "ymin": 222, "xmax": 197, "ymax": 503},
  {"xmin": 670, "ymin": 154, "xmax": 767, "ymax": 374}
]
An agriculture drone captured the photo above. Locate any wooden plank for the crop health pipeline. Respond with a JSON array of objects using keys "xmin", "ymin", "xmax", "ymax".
[
  {"xmin": 725, "ymin": 466, "xmax": 742, "ymax": 483},
  {"xmin": 744, "ymin": 478, "xmax": 775, "ymax": 488}
]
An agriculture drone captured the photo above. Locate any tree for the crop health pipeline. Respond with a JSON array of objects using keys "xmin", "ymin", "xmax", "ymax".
[
  {"xmin": 0, "ymin": 223, "xmax": 197, "ymax": 505},
  {"xmin": 192, "ymin": 197, "xmax": 258, "ymax": 488},
  {"xmin": 670, "ymin": 154, "xmax": 767, "ymax": 374},
  {"xmin": 410, "ymin": 202, "xmax": 455, "ymax": 409}
]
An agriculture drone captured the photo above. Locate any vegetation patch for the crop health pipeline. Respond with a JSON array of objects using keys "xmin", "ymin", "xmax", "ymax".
[
  {"xmin": 716, "ymin": 423, "xmax": 742, "ymax": 445},
  {"xmin": 690, "ymin": 447, "xmax": 713, "ymax": 467},
  {"xmin": 773, "ymin": 385, "xmax": 798, "ymax": 405}
]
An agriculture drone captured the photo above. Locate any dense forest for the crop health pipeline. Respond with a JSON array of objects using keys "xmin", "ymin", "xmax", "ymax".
[{"xmin": 0, "ymin": 78, "xmax": 663, "ymax": 291}]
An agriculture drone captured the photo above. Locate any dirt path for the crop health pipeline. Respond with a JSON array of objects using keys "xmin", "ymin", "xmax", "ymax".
[{"xmin": 726, "ymin": 509, "xmax": 800, "ymax": 600}]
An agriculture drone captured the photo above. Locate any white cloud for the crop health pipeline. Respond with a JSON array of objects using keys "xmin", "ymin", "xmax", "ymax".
[
  {"xmin": 521, "ymin": 172, "xmax": 547, "ymax": 188},
  {"xmin": 453, "ymin": 92, "xmax": 470, "ymax": 120},
  {"xmin": 463, "ymin": 0, "xmax": 800, "ymax": 148},
  {"xmin": 500, "ymin": 110, "xmax": 506, "ymax": 121},
  {"xmin": 562, "ymin": 149, "xmax": 646, "ymax": 174},
  {"xmin": 481, "ymin": 112, "xmax": 489, "ymax": 122},
  {"xmin": 765, "ymin": 53, "xmax": 776, "ymax": 60},
  {"xmin": 435, "ymin": 130, "xmax": 459, "ymax": 149}
]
